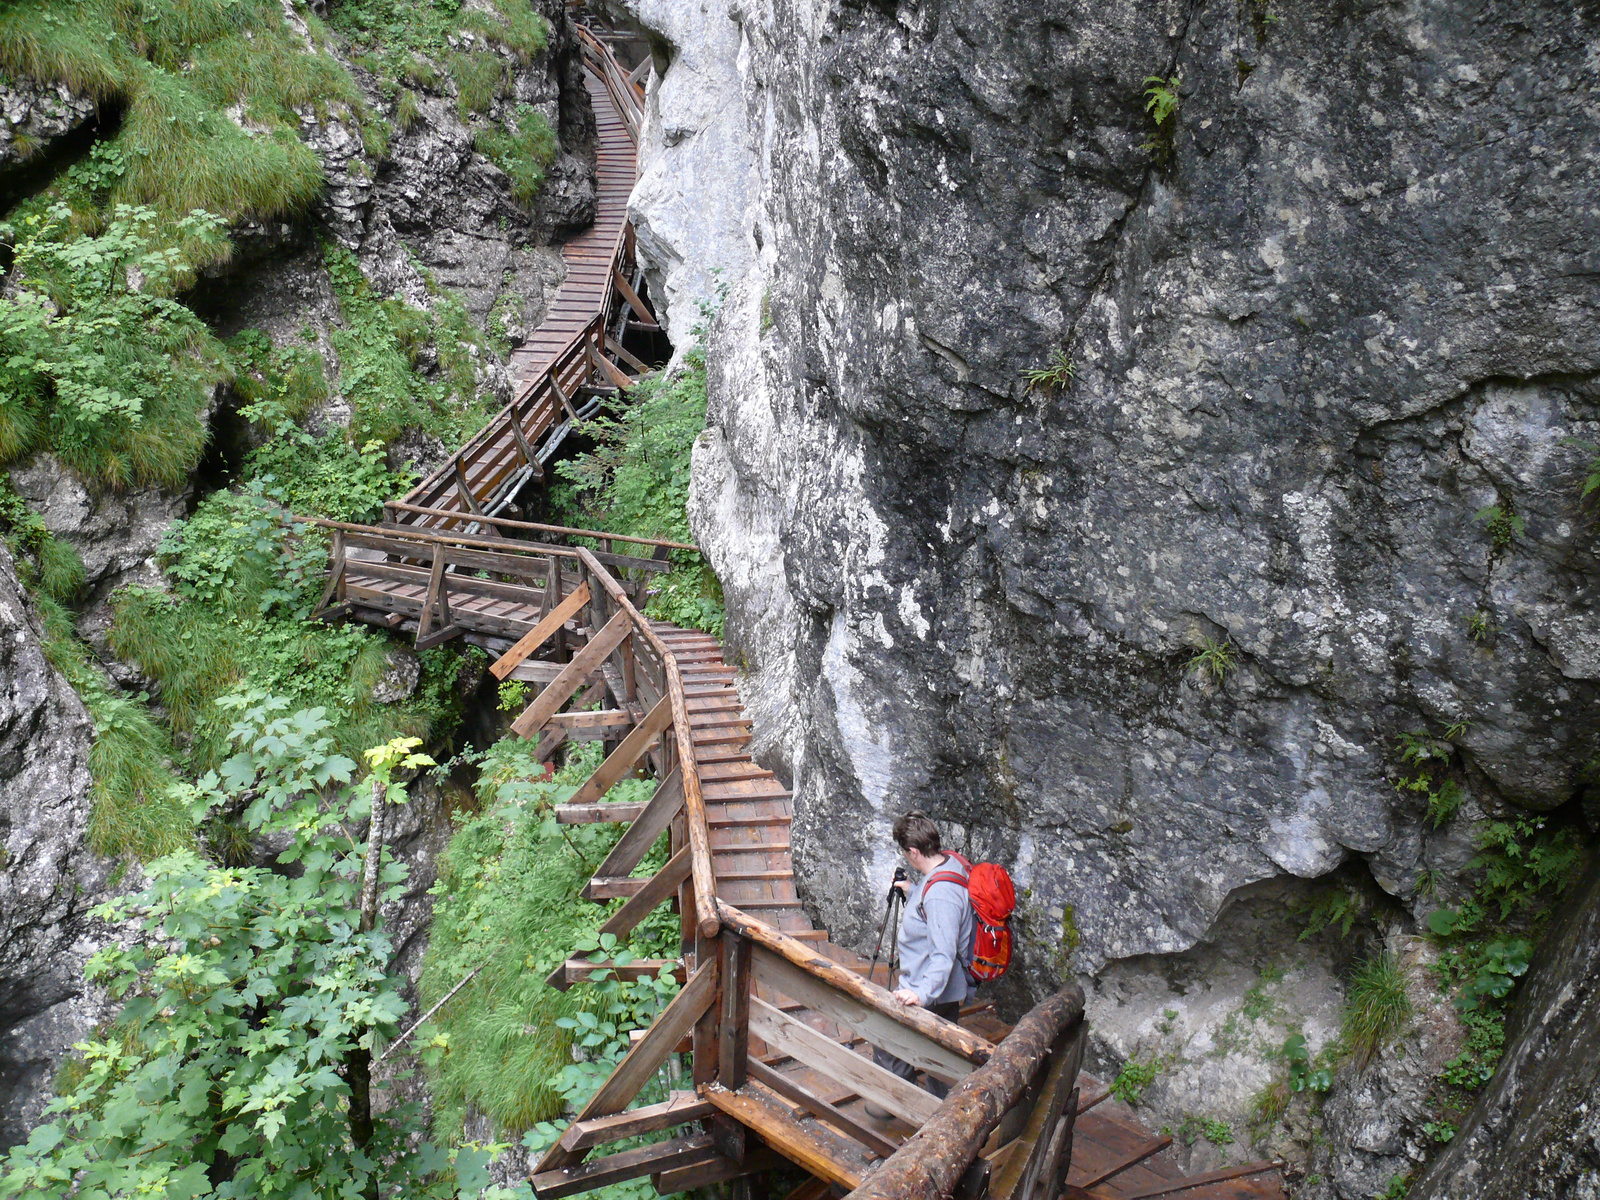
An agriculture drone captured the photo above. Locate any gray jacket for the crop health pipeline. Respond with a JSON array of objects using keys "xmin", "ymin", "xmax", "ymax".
[{"xmin": 897, "ymin": 856, "xmax": 975, "ymax": 1007}]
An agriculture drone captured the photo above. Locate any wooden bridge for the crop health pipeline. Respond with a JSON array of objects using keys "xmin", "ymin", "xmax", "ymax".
[{"xmin": 305, "ymin": 19, "xmax": 1288, "ymax": 1200}]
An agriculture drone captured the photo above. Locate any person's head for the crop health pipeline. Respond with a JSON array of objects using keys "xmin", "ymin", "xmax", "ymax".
[{"xmin": 893, "ymin": 811, "xmax": 943, "ymax": 872}]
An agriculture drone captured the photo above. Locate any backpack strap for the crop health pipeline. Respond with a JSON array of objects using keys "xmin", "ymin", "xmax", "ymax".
[{"xmin": 917, "ymin": 854, "xmax": 970, "ymax": 920}]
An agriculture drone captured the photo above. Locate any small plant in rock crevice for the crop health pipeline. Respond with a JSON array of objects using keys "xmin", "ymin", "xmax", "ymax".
[
  {"xmin": 1110, "ymin": 1056, "xmax": 1163, "ymax": 1105},
  {"xmin": 1185, "ymin": 635, "xmax": 1235, "ymax": 684},
  {"xmin": 1141, "ymin": 74, "xmax": 1181, "ymax": 165},
  {"xmin": 1475, "ymin": 501, "xmax": 1524, "ymax": 552},
  {"xmin": 1024, "ymin": 350, "xmax": 1076, "ymax": 393}
]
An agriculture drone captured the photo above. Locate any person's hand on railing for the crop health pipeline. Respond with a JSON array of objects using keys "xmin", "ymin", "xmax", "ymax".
[{"xmin": 892, "ymin": 988, "xmax": 922, "ymax": 1007}]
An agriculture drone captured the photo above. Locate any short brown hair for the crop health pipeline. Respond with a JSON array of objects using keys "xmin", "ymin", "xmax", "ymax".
[{"xmin": 893, "ymin": 811, "xmax": 941, "ymax": 856}]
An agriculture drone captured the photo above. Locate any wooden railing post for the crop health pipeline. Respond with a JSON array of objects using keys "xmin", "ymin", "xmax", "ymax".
[{"xmin": 718, "ymin": 934, "xmax": 752, "ymax": 1090}]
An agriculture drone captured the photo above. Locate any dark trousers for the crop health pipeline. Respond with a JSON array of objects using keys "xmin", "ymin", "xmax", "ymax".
[{"xmin": 873, "ymin": 1000, "xmax": 960, "ymax": 1100}]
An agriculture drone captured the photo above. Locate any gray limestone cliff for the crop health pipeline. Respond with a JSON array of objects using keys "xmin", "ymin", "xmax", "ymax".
[
  {"xmin": 614, "ymin": 0, "xmax": 1600, "ymax": 1186},
  {"xmin": 0, "ymin": 546, "xmax": 123, "ymax": 1147}
]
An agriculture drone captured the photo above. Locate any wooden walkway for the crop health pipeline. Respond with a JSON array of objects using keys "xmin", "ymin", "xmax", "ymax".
[
  {"xmin": 511, "ymin": 64, "xmax": 641, "ymax": 376},
  {"xmin": 306, "ymin": 21, "xmax": 1286, "ymax": 1200}
]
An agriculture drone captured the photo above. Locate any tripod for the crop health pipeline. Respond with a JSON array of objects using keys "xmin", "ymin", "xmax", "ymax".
[{"xmin": 868, "ymin": 867, "xmax": 908, "ymax": 988}]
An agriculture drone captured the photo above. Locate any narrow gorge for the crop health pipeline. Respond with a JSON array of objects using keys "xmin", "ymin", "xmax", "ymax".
[{"xmin": 0, "ymin": 0, "xmax": 1595, "ymax": 1197}]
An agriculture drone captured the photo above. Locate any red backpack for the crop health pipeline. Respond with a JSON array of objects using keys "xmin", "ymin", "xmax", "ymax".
[{"xmin": 920, "ymin": 851, "xmax": 1017, "ymax": 985}]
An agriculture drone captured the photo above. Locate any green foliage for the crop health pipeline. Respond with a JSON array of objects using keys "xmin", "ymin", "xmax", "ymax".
[
  {"xmin": 109, "ymin": 483, "xmax": 463, "ymax": 771},
  {"xmin": 475, "ymin": 104, "xmax": 558, "ymax": 206},
  {"xmin": 1564, "ymin": 438, "xmax": 1600, "ymax": 507},
  {"xmin": 1393, "ymin": 729, "xmax": 1465, "ymax": 829},
  {"xmin": 0, "ymin": 205, "xmax": 230, "ymax": 489},
  {"xmin": 1422, "ymin": 1120, "xmax": 1455, "ymax": 1144},
  {"xmin": 1471, "ymin": 815, "xmax": 1582, "ymax": 920},
  {"xmin": 1474, "ymin": 503, "xmax": 1524, "ymax": 551},
  {"xmin": 246, "ymin": 434, "xmax": 414, "ymax": 525},
  {"xmin": 1023, "ymin": 350, "xmax": 1076, "ymax": 393},
  {"xmin": 1185, "ymin": 636, "xmax": 1235, "ymax": 683},
  {"xmin": 1280, "ymin": 1034, "xmax": 1334, "ymax": 1093},
  {"xmin": 1296, "ymin": 882, "xmax": 1367, "ymax": 941},
  {"xmin": 499, "ymin": 679, "xmax": 530, "ymax": 713},
  {"xmin": 1343, "ymin": 952, "xmax": 1412, "ymax": 1066},
  {"xmin": 0, "ymin": 481, "xmax": 84, "ymax": 604},
  {"xmin": 1438, "ymin": 1006, "xmax": 1506, "ymax": 1090},
  {"xmin": 1375, "ymin": 1175, "xmax": 1410, "ymax": 1200},
  {"xmin": 325, "ymin": 246, "xmax": 496, "ymax": 448},
  {"xmin": 229, "ymin": 329, "xmax": 330, "ymax": 426},
  {"xmin": 329, "ymin": 0, "xmax": 548, "ymax": 96},
  {"xmin": 421, "ymin": 740, "xmax": 676, "ymax": 1139},
  {"xmin": 0, "ymin": 695, "xmax": 517, "ymax": 1199},
  {"xmin": 1466, "ymin": 609, "xmax": 1496, "ymax": 645},
  {"xmin": 1452, "ymin": 939, "xmax": 1531, "ymax": 1013},
  {"xmin": 1110, "ymin": 1057, "xmax": 1161, "ymax": 1105},
  {"xmin": 553, "ymin": 349, "xmax": 726, "ymax": 637},
  {"xmin": 1143, "ymin": 76, "xmax": 1181, "ymax": 125}
]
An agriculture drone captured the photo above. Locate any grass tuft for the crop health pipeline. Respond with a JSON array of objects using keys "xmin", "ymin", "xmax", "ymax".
[
  {"xmin": 1343, "ymin": 950, "xmax": 1412, "ymax": 1068},
  {"xmin": 474, "ymin": 104, "xmax": 557, "ymax": 207}
]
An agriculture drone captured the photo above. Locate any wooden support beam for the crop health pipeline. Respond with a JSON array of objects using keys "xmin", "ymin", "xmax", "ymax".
[
  {"xmin": 746, "ymin": 998, "xmax": 939, "ymax": 1127},
  {"xmin": 532, "ymin": 1135, "xmax": 718, "ymax": 1199},
  {"xmin": 491, "ymin": 582, "xmax": 592, "ymax": 679},
  {"xmin": 746, "ymin": 1059, "xmax": 897, "ymax": 1159},
  {"xmin": 416, "ymin": 543, "xmax": 449, "ymax": 643},
  {"xmin": 556, "ymin": 1091, "xmax": 711, "ymax": 1153},
  {"xmin": 563, "ymin": 696, "xmax": 673, "ymax": 808},
  {"xmin": 607, "ymin": 334, "xmax": 651, "ymax": 374},
  {"xmin": 547, "ymin": 710, "xmax": 637, "ymax": 733},
  {"xmin": 611, "ymin": 266, "xmax": 655, "ymax": 326},
  {"xmin": 415, "ymin": 622, "xmax": 463, "ymax": 651},
  {"xmin": 555, "ymin": 801, "xmax": 649, "ymax": 825},
  {"xmin": 590, "ymin": 343, "xmax": 635, "ymax": 390},
  {"xmin": 582, "ymin": 877, "xmax": 651, "ymax": 901},
  {"xmin": 751, "ymin": 947, "xmax": 977, "ymax": 1084},
  {"xmin": 699, "ymin": 1084, "xmax": 864, "ymax": 1190},
  {"xmin": 1119, "ymin": 1163, "xmax": 1282, "ymax": 1199},
  {"xmin": 719, "ymin": 935, "xmax": 753, "ymax": 1090},
  {"xmin": 510, "ymin": 610, "xmax": 633, "ymax": 737},
  {"xmin": 652, "ymin": 1148, "xmax": 784, "ymax": 1194},
  {"xmin": 536, "ymin": 961, "xmax": 717, "ymax": 1174},
  {"xmin": 314, "ymin": 529, "xmax": 346, "ymax": 615},
  {"xmin": 591, "ymin": 769, "xmax": 683, "ymax": 879},
  {"xmin": 597, "ymin": 846, "xmax": 692, "ymax": 940},
  {"xmin": 453, "ymin": 458, "xmax": 487, "ymax": 515},
  {"xmin": 560, "ymin": 959, "xmax": 685, "ymax": 988}
]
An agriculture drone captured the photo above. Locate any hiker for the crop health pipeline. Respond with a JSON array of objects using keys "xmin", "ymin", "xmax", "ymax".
[{"xmin": 866, "ymin": 811, "xmax": 976, "ymax": 1114}]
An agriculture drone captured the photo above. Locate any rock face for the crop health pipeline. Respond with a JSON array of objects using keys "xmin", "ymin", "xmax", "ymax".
[
  {"xmin": 615, "ymin": 0, "xmax": 760, "ymax": 343},
  {"xmin": 1409, "ymin": 852, "xmax": 1600, "ymax": 1200},
  {"xmin": 0, "ymin": 546, "xmax": 121, "ymax": 1148},
  {"xmin": 0, "ymin": 78, "xmax": 99, "ymax": 189},
  {"xmin": 634, "ymin": 0, "xmax": 1600, "ymax": 1183}
]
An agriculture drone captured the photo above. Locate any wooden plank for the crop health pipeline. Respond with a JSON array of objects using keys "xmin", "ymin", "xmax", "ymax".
[
  {"xmin": 510, "ymin": 609, "xmax": 633, "ymax": 737},
  {"xmin": 557, "ymin": 1091, "xmax": 712, "ymax": 1153},
  {"xmin": 536, "ymin": 961, "xmax": 718, "ymax": 1173},
  {"xmin": 561, "ymin": 959, "xmax": 684, "ymax": 988},
  {"xmin": 491, "ymin": 582, "xmax": 592, "ymax": 679},
  {"xmin": 416, "ymin": 544, "xmax": 448, "ymax": 642},
  {"xmin": 700, "ymin": 1084, "xmax": 865, "ymax": 1190},
  {"xmin": 597, "ymin": 846, "xmax": 692, "ymax": 939},
  {"xmin": 555, "ymin": 802, "xmax": 648, "ymax": 825},
  {"xmin": 548, "ymin": 710, "xmax": 637, "ymax": 733},
  {"xmin": 583, "ymin": 877, "xmax": 651, "ymax": 900},
  {"xmin": 533, "ymin": 1135, "xmax": 718, "ymax": 1199},
  {"xmin": 1119, "ymin": 1163, "xmax": 1282, "ymax": 1199},
  {"xmin": 563, "ymin": 696, "xmax": 674, "ymax": 807},
  {"xmin": 590, "ymin": 343, "xmax": 636, "ymax": 389},
  {"xmin": 746, "ymin": 998, "xmax": 939, "ymax": 1127},
  {"xmin": 719, "ymin": 935, "xmax": 753, "ymax": 1089},
  {"xmin": 1072, "ymin": 1137, "xmax": 1174, "ymax": 1191},
  {"xmin": 746, "ymin": 1060, "xmax": 898, "ymax": 1159},
  {"xmin": 591, "ymin": 769, "xmax": 684, "ymax": 879}
]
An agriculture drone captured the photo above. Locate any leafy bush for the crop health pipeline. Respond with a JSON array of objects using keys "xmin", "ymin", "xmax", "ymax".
[
  {"xmin": 1343, "ymin": 951, "xmax": 1412, "ymax": 1066},
  {"xmin": 0, "ymin": 695, "xmax": 516, "ymax": 1199},
  {"xmin": 1280, "ymin": 1033, "xmax": 1334, "ymax": 1093},
  {"xmin": 0, "ymin": 205, "xmax": 230, "ymax": 489}
]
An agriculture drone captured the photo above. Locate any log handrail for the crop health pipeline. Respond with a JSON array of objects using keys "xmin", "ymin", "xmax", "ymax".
[{"xmin": 841, "ymin": 988, "xmax": 1086, "ymax": 1200}]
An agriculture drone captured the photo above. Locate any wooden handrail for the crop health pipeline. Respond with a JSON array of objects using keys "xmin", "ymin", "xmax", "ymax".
[
  {"xmin": 303, "ymin": 517, "xmax": 581, "ymax": 558},
  {"xmin": 840, "ymin": 987, "xmax": 1085, "ymax": 1200},
  {"xmin": 384, "ymin": 502, "xmax": 700, "ymax": 552},
  {"xmin": 716, "ymin": 901, "xmax": 995, "ymax": 1066},
  {"xmin": 575, "ymin": 547, "xmax": 718, "ymax": 938}
]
